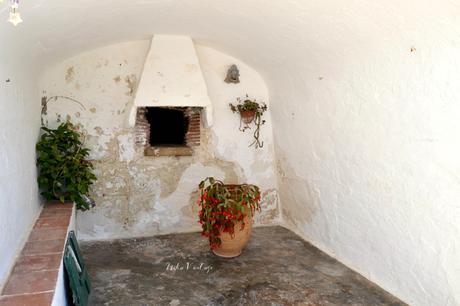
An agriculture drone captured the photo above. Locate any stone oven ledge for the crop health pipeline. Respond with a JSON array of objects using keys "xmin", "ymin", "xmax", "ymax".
[
  {"xmin": 144, "ymin": 146, "xmax": 193, "ymax": 157},
  {"xmin": 0, "ymin": 202, "xmax": 75, "ymax": 306}
]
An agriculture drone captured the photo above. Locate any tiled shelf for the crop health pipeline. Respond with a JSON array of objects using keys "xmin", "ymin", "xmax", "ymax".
[{"xmin": 0, "ymin": 202, "xmax": 73, "ymax": 306}]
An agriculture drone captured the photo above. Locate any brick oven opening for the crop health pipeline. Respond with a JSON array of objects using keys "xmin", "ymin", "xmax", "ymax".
[
  {"xmin": 146, "ymin": 107, "xmax": 189, "ymax": 146},
  {"xmin": 135, "ymin": 106, "xmax": 201, "ymax": 156}
]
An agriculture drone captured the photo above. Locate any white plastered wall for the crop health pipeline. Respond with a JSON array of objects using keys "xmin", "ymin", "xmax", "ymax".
[
  {"xmin": 39, "ymin": 40, "xmax": 280, "ymax": 240},
  {"xmin": 0, "ymin": 0, "xmax": 459, "ymax": 304},
  {"xmin": 0, "ymin": 35, "xmax": 42, "ymax": 289},
  {"xmin": 271, "ymin": 10, "xmax": 460, "ymax": 306}
]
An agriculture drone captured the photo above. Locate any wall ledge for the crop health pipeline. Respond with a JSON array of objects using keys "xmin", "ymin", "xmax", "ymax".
[
  {"xmin": 144, "ymin": 146, "xmax": 193, "ymax": 156},
  {"xmin": 0, "ymin": 202, "xmax": 74, "ymax": 306}
]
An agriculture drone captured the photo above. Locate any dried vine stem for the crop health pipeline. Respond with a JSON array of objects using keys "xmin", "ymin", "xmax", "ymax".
[
  {"xmin": 229, "ymin": 95, "xmax": 267, "ymax": 149},
  {"xmin": 250, "ymin": 112, "xmax": 264, "ymax": 148},
  {"xmin": 41, "ymin": 95, "xmax": 86, "ymax": 126}
]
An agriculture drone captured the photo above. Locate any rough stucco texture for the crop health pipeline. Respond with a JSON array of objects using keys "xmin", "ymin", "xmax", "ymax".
[
  {"xmin": 3, "ymin": 0, "xmax": 460, "ymax": 305},
  {"xmin": 39, "ymin": 40, "xmax": 280, "ymax": 241},
  {"xmin": 0, "ymin": 51, "xmax": 41, "ymax": 289},
  {"xmin": 271, "ymin": 5, "xmax": 460, "ymax": 306}
]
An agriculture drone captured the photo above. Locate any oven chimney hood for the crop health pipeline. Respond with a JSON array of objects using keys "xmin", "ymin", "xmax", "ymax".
[{"xmin": 128, "ymin": 35, "xmax": 213, "ymax": 127}]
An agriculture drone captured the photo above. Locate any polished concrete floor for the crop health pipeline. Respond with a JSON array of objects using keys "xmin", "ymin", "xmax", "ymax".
[{"xmin": 81, "ymin": 226, "xmax": 405, "ymax": 306}]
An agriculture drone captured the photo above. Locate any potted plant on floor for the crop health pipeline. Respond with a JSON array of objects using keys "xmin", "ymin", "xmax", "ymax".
[
  {"xmin": 198, "ymin": 177, "xmax": 261, "ymax": 257},
  {"xmin": 36, "ymin": 121, "xmax": 96, "ymax": 210},
  {"xmin": 229, "ymin": 95, "xmax": 267, "ymax": 148}
]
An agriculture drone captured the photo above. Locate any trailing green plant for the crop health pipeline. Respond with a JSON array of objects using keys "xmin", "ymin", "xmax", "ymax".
[
  {"xmin": 36, "ymin": 122, "xmax": 96, "ymax": 210},
  {"xmin": 229, "ymin": 95, "xmax": 267, "ymax": 149},
  {"xmin": 198, "ymin": 177, "xmax": 261, "ymax": 249}
]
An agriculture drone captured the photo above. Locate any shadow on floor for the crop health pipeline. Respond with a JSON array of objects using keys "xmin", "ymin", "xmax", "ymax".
[{"xmin": 80, "ymin": 226, "xmax": 406, "ymax": 306}]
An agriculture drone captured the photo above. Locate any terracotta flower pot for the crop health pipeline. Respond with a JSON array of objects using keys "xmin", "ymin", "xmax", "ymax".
[
  {"xmin": 240, "ymin": 110, "xmax": 256, "ymax": 124},
  {"xmin": 212, "ymin": 214, "xmax": 253, "ymax": 258},
  {"xmin": 211, "ymin": 184, "xmax": 254, "ymax": 258}
]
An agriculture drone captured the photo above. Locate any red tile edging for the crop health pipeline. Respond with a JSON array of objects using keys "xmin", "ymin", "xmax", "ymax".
[{"xmin": 0, "ymin": 202, "xmax": 73, "ymax": 306}]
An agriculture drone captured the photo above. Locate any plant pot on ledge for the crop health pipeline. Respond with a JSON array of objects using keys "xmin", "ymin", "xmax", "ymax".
[
  {"xmin": 36, "ymin": 121, "xmax": 97, "ymax": 211},
  {"xmin": 198, "ymin": 178, "xmax": 261, "ymax": 258}
]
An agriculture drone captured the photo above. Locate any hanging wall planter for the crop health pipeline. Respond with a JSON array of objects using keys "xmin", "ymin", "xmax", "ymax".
[
  {"xmin": 229, "ymin": 95, "xmax": 267, "ymax": 149},
  {"xmin": 198, "ymin": 177, "xmax": 262, "ymax": 258},
  {"xmin": 239, "ymin": 110, "xmax": 257, "ymax": 124}
]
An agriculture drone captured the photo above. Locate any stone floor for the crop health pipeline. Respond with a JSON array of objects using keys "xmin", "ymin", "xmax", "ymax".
[{"xmin": 81, "ymin": 226, "xmax": 405, "ymax": 306}]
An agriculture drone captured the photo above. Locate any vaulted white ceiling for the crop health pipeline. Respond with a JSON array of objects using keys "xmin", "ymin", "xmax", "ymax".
[
  {"xmin": 2, "ymin": 0, "xmax": 457, "ymax": 76},
  {"xmin": 1, "ymin": 1, "xmax": 460, "ymax": 305}
]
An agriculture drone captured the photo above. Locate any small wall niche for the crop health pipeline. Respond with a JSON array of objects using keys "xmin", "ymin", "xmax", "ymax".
[{"xmin": 134, "ymin": 106, "xmax": 202, "ymax": 156}]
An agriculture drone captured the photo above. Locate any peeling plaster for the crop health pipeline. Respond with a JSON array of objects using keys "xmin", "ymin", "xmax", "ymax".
[
  {"xmin": 124, "ymin": 74, "xmax": 137, "ymax": 96},
  {"xmin": 40, "ymin": 40, "xmax": 279, "ymax": 241},
  {"xmin": 94, "ymin": 126, "xmax": 103, "ymax": 135},
  {"xmin": 7, "ymin": 1, "xmax": 460, "ymax": 304},
  {"xmin": 65, "ymin": 66, "xmax": 75, "ymax": 83}
]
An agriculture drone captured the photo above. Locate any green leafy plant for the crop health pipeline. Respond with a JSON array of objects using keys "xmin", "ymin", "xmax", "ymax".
[
  {"xmin": 229, "ymin": 95, "xmax": 267, "ymax": 148},
  {"xmin": 198, "ymin": 177, "xmax": 261, "ymax": 249},
  {"xmin": 36, "ymin": 122, "xmax": 96, "ymax": 210}
]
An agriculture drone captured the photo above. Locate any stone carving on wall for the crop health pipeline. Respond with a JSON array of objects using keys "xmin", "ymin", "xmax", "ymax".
[{"xmin": 224, "ymin": 64, "xmax": 240, "ymax": 84}]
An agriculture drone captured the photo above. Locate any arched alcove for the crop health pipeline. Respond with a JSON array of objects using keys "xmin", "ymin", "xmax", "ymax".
[
  {"xmin": 0, "ymin": 1, "xmax": 459, "ymax": 304},
  {"xmin": 39, "ymin": 39, "xmax": 279, "ymax": 240}
]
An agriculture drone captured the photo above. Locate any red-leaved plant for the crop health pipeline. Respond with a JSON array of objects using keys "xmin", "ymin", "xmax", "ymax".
[{"xmin": 198, "ymin": 177, "xmax": 261, "ymax": 249}]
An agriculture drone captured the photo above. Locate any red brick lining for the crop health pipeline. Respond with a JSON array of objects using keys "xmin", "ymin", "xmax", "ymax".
[{"xmin": 135, "ymin": 107, "xmax": 202, "ymax": 150}]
